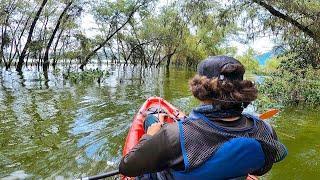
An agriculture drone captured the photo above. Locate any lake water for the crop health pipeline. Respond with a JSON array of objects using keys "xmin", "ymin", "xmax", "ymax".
[{"xmin": 0, "ymin": 65, "xmax": 319, "ymax": 179}]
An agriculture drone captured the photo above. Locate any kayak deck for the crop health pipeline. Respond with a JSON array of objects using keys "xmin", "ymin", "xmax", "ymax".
[{"xmin": 123, "ymin": 97, "xmax": 183, "ymax": 156}]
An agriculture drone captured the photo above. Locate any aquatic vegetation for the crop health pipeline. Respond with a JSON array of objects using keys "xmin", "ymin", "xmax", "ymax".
[{"xmin": 63, "ymin": 69, "xmax": 110, "ymax": 84}]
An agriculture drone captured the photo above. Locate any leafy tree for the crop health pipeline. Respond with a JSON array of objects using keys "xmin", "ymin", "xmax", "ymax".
[
  {"xmin": 0, "ymin": 0, "xmax": 33, "ymax": 69},
  {"xmin": 79, "ymin": 0, "xmax": 154, "ymax": 70},
  {"xmin": 237, "ymin": 48, "xmax": 259, "ymax": 73},
  {"xmin": 43, "ymin": 0, "xmax": 74, "ymax": 73},
  {"xmin": 222, "ymin": 0, "xmax": 320, "ymax": 68}
]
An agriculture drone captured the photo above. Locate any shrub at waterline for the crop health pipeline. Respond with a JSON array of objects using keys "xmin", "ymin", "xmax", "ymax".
[{"xmin": 258, "ymin": 67, "xmax": 320, "ymax": 106}]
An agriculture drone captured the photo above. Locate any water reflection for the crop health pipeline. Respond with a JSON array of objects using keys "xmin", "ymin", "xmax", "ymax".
[
  {"xmin": 266, "ymin": 106, "xmax": 320, "ymax": 179},
  {"xmin": 0, "ymin": 65, "xmax": 195, "ymax": 179},
  {"xmin": 0, "ymin": 65, "xmax": 319, "ymax": 179}
]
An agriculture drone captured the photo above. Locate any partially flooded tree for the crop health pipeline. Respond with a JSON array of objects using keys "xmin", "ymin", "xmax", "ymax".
[
  {"xmin": 0, "ymin": 0, "xmax": 318, "ymax": 71},
  {"xmin": 43, "ymin": 0, "xmax": 74, "ymax": 73},
  {"xmin": 0, "ymin": 0, "xmax": 33, "ymax": 70},
  {"xmin": 16, "ymin": 0, "xmax": 48, "ymax": 72},
  {"xmin": 79, "ymin": 0, "xmax": 154, "ymax": 70}
]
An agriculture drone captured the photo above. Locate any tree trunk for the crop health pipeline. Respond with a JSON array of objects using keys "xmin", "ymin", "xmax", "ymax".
[
  {"xmin": 26, "ymin": 52, "xmax": 30, "ymax": 66},
  {"xmin": 1, "ymin": 16, "xmax": 9, "ymax": 65},
  {"xmin": 156, "ymin": 48, "xmax": 177, "ymax": 68},
  {"xmin": 39, "ymin": 16, "xmax": 48, "ymax": 66},
  {"xmin": 108, "ymin": 43, "xmax": 118, "ymax": 64},
  {"xmin": 8, "ymin": 14, "xmax": 25, "ymax": 65},
  {"xmin": 118, "ymin": 35, "xmax": 128, "ymax": 64},
  {"xmin": 103, "ymin": 47, "xmax": 108, "ymax": 60},
  {"xmin": 15, "ymin": 16, "xmax": 32, "ymax": 60},
  {"xmin": 16, "ymin": 0, "xmax": 48, "ymax": 72},
  {"xmin": 52, "ymin": 29, "xmax": 64, "ymax": 67},
  {"xmin": 151, "ymin": 43, "xmax": 160, "ymax": 66},
  {"xmin": 43, "ymin": 1, "xmax": 72, "ymax": 72},
  {"xmin": 166, "ymin": 48, "xmax": 176, "ymax": 69}
]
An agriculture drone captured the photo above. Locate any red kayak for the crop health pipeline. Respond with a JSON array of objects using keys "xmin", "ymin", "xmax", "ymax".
[
  {"xmin": 123, "ymin": 96, "xmax": 185, "ymax": 156},
  {"xmin": 122, "ymin": 97, "xmax": 185, "ymax": 180}
]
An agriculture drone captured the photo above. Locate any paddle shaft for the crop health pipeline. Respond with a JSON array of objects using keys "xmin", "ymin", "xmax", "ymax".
[
  {"xmin": 259, "ymin": 109, "xmax": 279, "ymax": 120},
  {"xmin": 79, "ymin": 170, "xmax": 119, "ymax": 180}
]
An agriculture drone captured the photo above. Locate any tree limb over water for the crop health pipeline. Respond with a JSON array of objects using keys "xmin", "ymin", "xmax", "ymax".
[{"xmin": 252, "ymin": 0, "xmax": 319, "ymax": 44}]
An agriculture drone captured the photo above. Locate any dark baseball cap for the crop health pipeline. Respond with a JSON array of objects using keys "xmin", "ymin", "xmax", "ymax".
[{"xmin": 197, "ymin": 56, "xmax": 245, "ymax": 80}]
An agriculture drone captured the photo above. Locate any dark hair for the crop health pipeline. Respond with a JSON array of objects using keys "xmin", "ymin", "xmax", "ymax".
[{"xmin": 189, "ymin": 63, "xmax": 258, "ymax": 109}]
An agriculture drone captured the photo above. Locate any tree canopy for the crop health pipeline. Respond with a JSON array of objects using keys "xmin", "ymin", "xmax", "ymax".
[{"xmin": 0, "ymin": 0, "xmax": 318, "ymax": 71}]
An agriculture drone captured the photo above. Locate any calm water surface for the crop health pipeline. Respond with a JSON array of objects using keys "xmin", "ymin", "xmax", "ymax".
[{"xmin": 0, "ymin": 65, "xmax": 319, "ymax": 179}]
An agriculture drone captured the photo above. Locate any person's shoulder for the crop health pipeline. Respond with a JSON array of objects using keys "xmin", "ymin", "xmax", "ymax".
[
  {"xmin": 162, "ymin": 122, "xmax": 179, "ymax": 135},
  {"xmin": 160, "ymin": 122, "xmax": 180, "ymax": 145},
  {"xmin": 243, "ymin": 113, "xmax": 269, "ymax": 126},
  {"xmin": 243, "ymin": 113, "xmax": 278, "ymax": 139}
]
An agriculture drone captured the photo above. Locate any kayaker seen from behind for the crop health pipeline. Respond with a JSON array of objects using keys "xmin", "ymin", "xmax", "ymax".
[{"xmin": 119, "ymin": 56, "xmax": 288, "ymax": 180}]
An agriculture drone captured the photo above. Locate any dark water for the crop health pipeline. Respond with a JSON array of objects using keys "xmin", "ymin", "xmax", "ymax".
[{"xmin": 0, "ymin": 65, "xmax": 319, "ymax": 179}]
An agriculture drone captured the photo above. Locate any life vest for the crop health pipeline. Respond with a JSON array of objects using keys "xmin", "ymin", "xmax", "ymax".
[{"xmin": 172, "ymin": 111, "xmax": 287, "ymax": 180}]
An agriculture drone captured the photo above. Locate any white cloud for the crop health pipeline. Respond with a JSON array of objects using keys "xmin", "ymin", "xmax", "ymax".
[
  {"xmin": 230, "ymin": 36, "xmax": 275, "ymax": 55},
  {"xmin": 81, "ymin": 13, "xmax": 99, "ymax": 38},
  {"xmin": 251, "ymin": 36, "xmax": 275, "ymax": 54}
]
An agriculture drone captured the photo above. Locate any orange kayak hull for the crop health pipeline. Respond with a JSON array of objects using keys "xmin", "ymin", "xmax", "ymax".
[{"xmin": 122, "ymin": 97, "xmax": 184, "ymax": 180}]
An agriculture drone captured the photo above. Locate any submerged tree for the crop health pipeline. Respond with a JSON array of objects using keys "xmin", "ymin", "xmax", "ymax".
[
  {"xmin": 16, "ymin": 0, "xmax": 48, "ymax": 72},
  {"xmin": 43, "ymin": 0, "xmax": 74, "ymax": 73},
  {"xmin": 0, "ymin": 0, "xmax": 33, "ymax": 70},
  {"xmin": 79, "ymin": 0, "xmax": 154, "ymax": 70},
  {"xmin": 0, "ymin": 0, "xmax": 318, "ymax": 72}
]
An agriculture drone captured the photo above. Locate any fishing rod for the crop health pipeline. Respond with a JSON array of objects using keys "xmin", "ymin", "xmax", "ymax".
[{"xmin": 79, "ymin": 109, "xmax": 280, "ymax": 180}]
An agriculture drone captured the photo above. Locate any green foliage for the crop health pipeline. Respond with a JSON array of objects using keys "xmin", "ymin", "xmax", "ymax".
[
  {"xmin": 258, "ymin": 67, "xmax": 320, "ymax": 106},
  {"xmin": 64, "ymin": 69, "xmax": 109, "ymax": 84},
  {"xmin": 175, "ymin": 34, "xmax": 206, "ymax": 66},
  {"xmin": 262, "ymin": 53, "xmax": 296, "ymax": 73},
  {"xmin": 263, "ymin": 57, "xmax": 280, "ymax": 73},
  {"xmin": 63, "ymin": 50, "xmax": 80, "ymax": 60},
  {"xmin": 74, "ymin": 33, "xmax": 93, "ymax": 59},
  {"xmin": 52, "ymin": 67, "xmax": 61, "ymax": 75},
  {"xmin": 29, "ymin": 40, "xmax": 44, "ymax": 52},
  {"xmin": 236, "ymin": 48, "xmax": 260, "ymax": 73},
  {"xmin": 258, "ymin": 51, "xmax": 319, "ymax": 107},
  {"xmin": 229, "ymin": 0, "xmax": 319, "ymax": 69}
]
